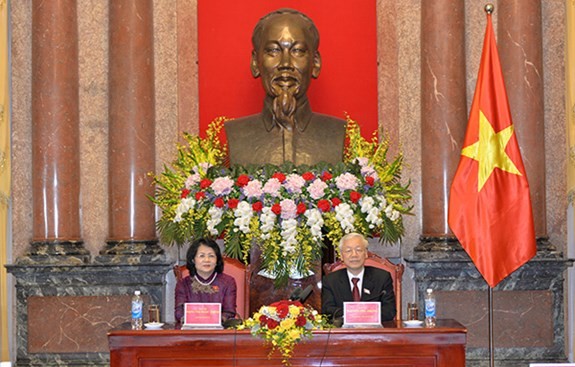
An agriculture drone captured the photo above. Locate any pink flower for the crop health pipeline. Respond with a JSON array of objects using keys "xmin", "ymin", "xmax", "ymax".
[
  {"xmin": 284, "ymin": 174, "xmax": 306, "ymax": 194},
  {"xmin": 243, "ymin": 179, "xmax": 263, "ymax": 198},
  {"xmin": 280, "ymin": 199, "xmax": 297, "ymax": 219},
  {"xmin": 263, "ymin": 178, "xmax": 282, "ymax": 197},
  {"xmin": 211, "ymin": 177, "xmax": 235, "ymax": 195},
  {"xmin": 185, "ymin": 173, "xmax": 201, "ymax": 188},
  {"xmin": 335, "ymin": 173, "xmax": 359, "ymax": 191},
  {"xmin": 307, "ymin": 179, "xmax": 328, "ymax": 200}
]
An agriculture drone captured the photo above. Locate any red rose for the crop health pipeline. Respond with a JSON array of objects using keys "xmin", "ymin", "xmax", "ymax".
[
  {"xmin": 349, "ymin": 191, "xmax": 362, "ymax": 203},
  {"xmin": 180, "ymin": 188, "xmax": 191, "ymax": 199},
  {"xmin": 317, "ymin": 199, "xmax": 331, "ymax": 212},
  {"xmin": 331, "ymin": 197, "xmax": 342, "ymax": 207},
  {"xmin": 227, "ymin": 198, "xmax": 239, "ymax": 209},
  {"xmin": 236, "ymin": 174, "xmax": 250, "ymax": 187},
  {"xmin": 296, "ymin": 315, "xmax": 307, "ymax": 327},
  {"xmin": 214, "ymin": 197, "xmax": 225, "ymax": 208},
  {"xmin": 259, "ymin": 314, "xmax": 268, "ymax": 325},
  {"xmin": 252, "ymin": 201, "xmax": 263, "ymax": 212},
  {"xmin": 195, "ymin": 192, "xmax": 206, "ymax": 200},
  {"xmin": 200, "ymin": 178, "xmax": 212, "ymax": 189},
  {"xmin": 276, "ymin": 304, "xmax": 289, "ymax": 318},
  {"xmin": 271, "ymin": 203, "xmax": 282, "ymax": 215},
  {"xmin": 365, "ymin": 176, "xmax": 375, "ymax": 186},
  {"xmin": 272, "ymin": 172, "xmax": 286, "ymax": 182},
  {"xmin": 296, "ymin": 203, "xmax": 307, "ymax": 215},
  {"xmin": 302, "ymin": 171, "xmax": 315, "ymax": 181},
  {"xmin": 321, "ymin": 171, "xmax": 333, "ymax": 181},
  {"xmin": 266, "ymin": 319, "xmax": 279, "ymax": 329}
]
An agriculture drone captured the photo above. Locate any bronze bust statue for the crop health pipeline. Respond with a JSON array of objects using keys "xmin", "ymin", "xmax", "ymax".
[{"xmin": 225, "ymin": 8, "xmax": 346, "ymax": 166}]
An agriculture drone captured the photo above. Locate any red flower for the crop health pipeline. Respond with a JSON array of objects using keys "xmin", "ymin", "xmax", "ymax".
[
  {"xmin": 272, "ymin": 172, "xmax": 286, "ymax": 182},
  {"xmin": 195, "ymin": 192, "xmax": 206, "ymax": 200},
  {"xmin": 302, "ymin": 172, "xmax": 315, "ymax": 181},
  {"xmin": 317, "ymin": 199, "xmax": 331, "ymax": 212},
  {"xmin": 365, "ymin": 176, "xmax": 375, "ymax": 186},
  {"xmin": 271, "ymin": 203, "xmax": 282, "ymax": 215},
  {"xmin": 331, "ymin": 197, "xmax": 342, "ymax": 207},
  {"xmin": 296, "ymin": 315, "xmax": 307, "ymax": 327},
  {"xmin": 321, "ymin": 171, "xmax": 333, "ymax": 181},
  {"xmin": 296, "ymin": 203, "xmax": 307, "ymax": 215},
  {"xmin": 214, "ymin": 197, "xmax": 225, "ymax": 208},
  {"xmin": 252, "ymin": 201, "xmax": 263, "ymax": 212},
  {"xmin": 349, "ymin": 191, "xmax": 362, "ymax": 203},
  {"xmin": 259, "ymin": 314, "xmax": 268, "ymax": 324},
  {"xmin": 236, "ymin": 174, "xmax": 250, "ymax": 187},
  {"xmin": 276, "ymin": 304, "xmax": 289, "ymax": 318},
  {"xmin": 266, "ymin": 319, "xmax": 279, "ymax": 330},
  {"xmin": 180, "ymin": 188, "xmax": 191, "ymax": 199},
  {"xmin": 227, "ymin": 198, "xmax": 239, "ymax": 209},
  {"xmin": 200, "ymin": 178, "xmax": 212, "ymax": 189}
]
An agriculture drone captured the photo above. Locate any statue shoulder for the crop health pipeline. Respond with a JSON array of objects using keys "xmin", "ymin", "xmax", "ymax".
[
  {"xmin": 224, "ymin": 113, "xmax": 263, "ymax": 133},
  {"xmin": 311, "ymin": 112, "xmax": 347, "ymax": 129}
]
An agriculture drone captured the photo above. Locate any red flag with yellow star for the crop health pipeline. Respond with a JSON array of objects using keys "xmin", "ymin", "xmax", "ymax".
[{"xmin": 448, "ymin": 12, "xmax": 536, "ymax": 288}]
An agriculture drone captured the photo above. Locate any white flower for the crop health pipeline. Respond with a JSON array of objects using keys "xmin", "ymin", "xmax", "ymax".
[
  {"xmin": 280, "ymin": 218, "xmax": 298, "ymax": 254},
  {"xmin": 207, "ymin": 207, "xmax": 223, "ymax": 235},
  {"xmin": 260, "ymin": 207, "xmax": 276, "ymax": 235},
  {"xmin": 335, "ymin": 202, "xmax": 355, "ymax": 233},
  {"xmin": 305, "ymin": 208, "xmax": 324, "ymax": 240},
  {"xmin": 173, "ymin": 197, "xmax": 196, "ymax": 222},
  {"xmin": 233, "ymin": 201, "xmax": 253, "ymax": 233}
]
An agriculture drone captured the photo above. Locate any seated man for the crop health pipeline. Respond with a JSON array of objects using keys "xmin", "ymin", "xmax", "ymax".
[{"xmin": 321, "ymin": 233, "xmax": 396, "ymax": 324}]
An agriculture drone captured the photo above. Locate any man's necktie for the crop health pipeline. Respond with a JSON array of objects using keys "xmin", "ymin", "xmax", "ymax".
[{"xmin": 352, "ymin": 278, "xmax": 361, "ymax": 302}]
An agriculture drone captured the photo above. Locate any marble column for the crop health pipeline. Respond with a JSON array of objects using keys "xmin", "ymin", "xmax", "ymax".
[
  {"xmin": 497, "ymin": 0, "xmax": 553, "ymax": 252},
  {"xmin": 98, "ymin": 0, "xmax": 163, "ymax": 262},
  {"xmin": 19, "ymin": 0, "xmax": 89, "ymax": 264},
  {"xmin": 417, "ymin": 0, "xmax": 467, "ymax": 250}
]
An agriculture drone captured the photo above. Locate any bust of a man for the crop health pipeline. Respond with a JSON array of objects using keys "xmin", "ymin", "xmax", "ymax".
[{"xmin": 225, "ymin": 8, "xmax": 346, "ymax": 166}]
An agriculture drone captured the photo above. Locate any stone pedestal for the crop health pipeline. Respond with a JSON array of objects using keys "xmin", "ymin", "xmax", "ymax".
[
  {"xmin": 406, "ymin": 241, "xmax": 573, "ymax": 367},
  {"xmin": 6, "ymin": 262, "xmax": 171, "ymax": 366}
]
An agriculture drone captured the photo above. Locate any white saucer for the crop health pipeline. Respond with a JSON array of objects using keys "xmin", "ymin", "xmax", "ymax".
[
  {"xmin": 144, "ymin": 322, "xmax": 164, "ymax": 329},
  {"xmin": 402, "ymin": 320, "xmax": 423, "ymax": 327}
]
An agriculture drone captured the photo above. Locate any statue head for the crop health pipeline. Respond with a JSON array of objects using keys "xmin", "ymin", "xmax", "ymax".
[{"xmin": 250, "ymin": 8, "xmax": 322, "ymax": 129}]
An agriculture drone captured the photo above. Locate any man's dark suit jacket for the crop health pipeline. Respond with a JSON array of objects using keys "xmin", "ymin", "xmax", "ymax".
[{"xmin": 321, "ymin": 266, "xmax": 396, "ymax": 323}]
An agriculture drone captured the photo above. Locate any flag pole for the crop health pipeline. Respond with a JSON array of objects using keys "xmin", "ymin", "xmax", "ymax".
[
  {"xmin": 488, "ymin": 286, "xmax": 494, "ymax": 367},
  {"xmin": 483, "ymin": 5, "xmax": 495, "ymax": 367}
]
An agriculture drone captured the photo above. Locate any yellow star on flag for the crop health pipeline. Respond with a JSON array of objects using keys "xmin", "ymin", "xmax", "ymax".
[{"xmin": 461, "ymin": 110, "xmax": 522, "ymax": 191}]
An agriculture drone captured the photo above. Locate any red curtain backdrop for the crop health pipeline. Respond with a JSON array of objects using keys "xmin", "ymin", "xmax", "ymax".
[{"xmin": 198, "ymin": 0, "xmax": 378, "ymax": 139}]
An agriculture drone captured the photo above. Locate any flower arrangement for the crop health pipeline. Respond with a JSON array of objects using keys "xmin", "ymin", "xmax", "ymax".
[
  {"xmin": 151, "ymin": 115, "xmax": 412, "ymax": 286},
  {"xmin": 238, "ymin": 300, "xmax": 328, "ymax": 364}
]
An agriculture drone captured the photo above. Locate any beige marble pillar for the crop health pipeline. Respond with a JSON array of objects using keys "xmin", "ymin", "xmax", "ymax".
[
  {"xmin": 419, "ymin": 0, "xmax": 467, "ymax": 249},
  {"xmin": 21, "ymin": 0, "xmax": 89, "ymax": 264},
  {"xmin": 99, "ymin": 0, "xmax": 162, "ymax": 261},
  {"xmin": 497, "ymin": 0, "xmax": 549, "ymax": 248}
]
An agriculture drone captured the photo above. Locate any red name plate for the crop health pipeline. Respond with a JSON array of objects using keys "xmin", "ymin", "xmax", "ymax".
[
  {"xmin": 343, "ymin": 302, "xmax": 381, "ymax": 326},
  {"xmin": 184, "ymin": 303, "xmax": 222, "ymax": 327}
]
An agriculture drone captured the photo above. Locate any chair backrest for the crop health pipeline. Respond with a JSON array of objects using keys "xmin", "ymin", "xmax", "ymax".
[
  {"xmin": 323, "ymin": 252, "xmax": 404, "ymax": 321},
  {"xmin": 173, "ymin": 256, "xmax": 250, "ymax": 319}
]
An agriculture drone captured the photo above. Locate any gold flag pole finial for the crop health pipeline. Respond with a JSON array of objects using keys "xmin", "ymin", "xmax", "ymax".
[{"xmin": 484, "ymin": 3, "xmax": 494, "ymax": 15}]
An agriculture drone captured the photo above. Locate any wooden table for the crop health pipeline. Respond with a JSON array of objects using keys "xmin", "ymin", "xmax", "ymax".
[{"xmin": 108, "ymin": 319, "xmax": 467, "ymax": 366}]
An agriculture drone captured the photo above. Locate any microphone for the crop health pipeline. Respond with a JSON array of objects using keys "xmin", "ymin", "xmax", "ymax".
[
  {"xmin": 289, "ymin": 287, "xmax": 303, "ymax": 301},
  {"xmin": 298, "ymin": 285, "xmax": 313, "ymax": 303},
  {"xmin": 289, "ymin": 285, "xmax": 313, "ymax": 303}
]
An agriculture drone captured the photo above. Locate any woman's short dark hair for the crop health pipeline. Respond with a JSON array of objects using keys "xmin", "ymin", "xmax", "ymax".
[{"xmin": 186, "ymin": 238, "xmax": 224, "ymax": 275}]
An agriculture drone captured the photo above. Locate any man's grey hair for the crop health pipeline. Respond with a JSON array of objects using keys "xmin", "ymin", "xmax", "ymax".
[
  {"xmin": 252, "ymin": 8, "xmax": 320, "ymax": 51},
  {"xmin": 338, "ymin": 233, "xmax": 369, "ymax": 252}
]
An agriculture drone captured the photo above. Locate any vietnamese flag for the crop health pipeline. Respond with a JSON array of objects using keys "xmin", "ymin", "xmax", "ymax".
[{"xmin": 448, "ymin": 11, "xmax": 536, "ymax": 288}]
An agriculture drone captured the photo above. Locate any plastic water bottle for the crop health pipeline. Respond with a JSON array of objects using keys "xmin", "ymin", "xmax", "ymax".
[
  {"xmin": 131, "ymin": 290, "xmax": 143, "ymax": 330},
  {"xmin": 424, "ymin": 288, "xmax": 436, "ymax": 327}
]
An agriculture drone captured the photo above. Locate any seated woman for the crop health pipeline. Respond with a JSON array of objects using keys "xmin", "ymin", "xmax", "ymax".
[{"xmin": 174, "ymin": 238, "xmax": 237, "ymax": 325}]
